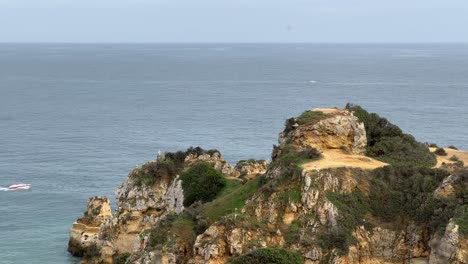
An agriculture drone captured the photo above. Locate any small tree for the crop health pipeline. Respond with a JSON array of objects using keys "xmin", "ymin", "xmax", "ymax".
[{"xmin": 181, "ymin": 162, "xmax": 226, "ymax": 206}]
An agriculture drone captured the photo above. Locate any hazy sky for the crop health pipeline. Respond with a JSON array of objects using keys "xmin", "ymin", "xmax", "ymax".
[{"xmin": 1, "ymin": 0, "xmax": 467, "ymax": 43}]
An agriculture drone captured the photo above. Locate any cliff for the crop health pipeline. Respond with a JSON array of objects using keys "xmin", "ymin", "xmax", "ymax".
[{"xmin": 68, "ymin": 106, "xmax": 468, "ymax": 264}]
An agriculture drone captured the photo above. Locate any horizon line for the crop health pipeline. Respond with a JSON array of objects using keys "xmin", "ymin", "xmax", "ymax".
[{"xmin": 1, "ymin": 41, "xmax": 468, "ymax": 45}]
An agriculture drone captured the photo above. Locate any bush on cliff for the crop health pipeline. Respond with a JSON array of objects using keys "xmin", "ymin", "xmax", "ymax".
[
  {"xmin": 369, "ymin": 165, "xmax": 453, "ymax": 231},
  {"xmin": 346, "ymin": 104, "xmax": 436, "ymax": 167},
  {"xmin": 131, "ymin": 160, "xmax": 178, "ymax": 187},
  {"xmin": 434, "ymin": 147, "xmax": 448, "ymax": 156},
  {"xmin": 181, "ymin": 162, "xmax": 226, "ymax": 206},
  {"xmin": 229, "ymin": 248, "xmax": 303, "ymax": 264}
]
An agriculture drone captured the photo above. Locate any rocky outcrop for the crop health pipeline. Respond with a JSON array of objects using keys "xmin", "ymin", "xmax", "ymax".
[
  {"xmin": 184, "ymin": 151, "xmax": 238, "ymax": 177},
  {"xmin": 68, "ymin": 197, "xmax": 112, "ymax": 257},
  {"xmin": 234, "ymin": 159, "xmax": 269, "ymax": 177},
  {"xmin": 278, "ymin": 108, "xmax": 367, "ymax": 154},
  {"xmin": 429, "ymin": 220, "xmax": 468, "ymax": 264},
  {"xmin": 68, "ymin": 107, "xmax": 467, "ymax": 264}
]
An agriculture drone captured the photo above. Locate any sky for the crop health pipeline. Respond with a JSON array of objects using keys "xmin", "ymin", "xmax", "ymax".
[{"xmin": 0, "ymin": 0, "xmax": 467, "ymax": 43}]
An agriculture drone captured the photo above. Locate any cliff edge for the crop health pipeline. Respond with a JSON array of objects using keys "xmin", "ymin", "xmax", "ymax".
[{"xmin": 68, "ymin": 106, "xmax": 468, "ymax": 264}]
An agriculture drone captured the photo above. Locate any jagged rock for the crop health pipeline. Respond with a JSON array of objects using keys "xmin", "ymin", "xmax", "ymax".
[
  {"xmin": 185, "ymin": 151, "xmax": 238, "ymax": 177},
  {"xmin": 67, "ymin": 109, "xmax": 467, "ymax": 264},
  {"xmin": 234, "ymin": 159, "xmax": 269, "ymax": 177},
  {"xmin": 434, "ymin": 174, "xmax": 458, "ymax": 199},
  {"xmin": 429, "ymin": 220, "xmax": 464, "ymax": 264},
  {"xmin": 68, "ymin": 197, "xmax": 112, "ymax": 257},
  {"xmin": 115, "ymin": 170, "xmax": 184, "ymax": 213},
  {"xmin": 278, "ymin": 108, "xmax": 367, "ymax": 154}
]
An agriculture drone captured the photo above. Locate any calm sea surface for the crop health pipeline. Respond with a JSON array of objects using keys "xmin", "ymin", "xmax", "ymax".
[{"xmin": 0, "ymin": 44, "xmax": 467, "ymax": 263}]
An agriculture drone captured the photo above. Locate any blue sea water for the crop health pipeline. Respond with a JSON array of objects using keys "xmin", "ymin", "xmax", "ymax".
[{"xmin": 0, "ymin": 43, "xmax": 467, "ymax": 263}]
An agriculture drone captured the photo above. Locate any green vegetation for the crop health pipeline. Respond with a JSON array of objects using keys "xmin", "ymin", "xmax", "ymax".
[
  {"xmin": 131, "ymin": 160, "xmax": 178, "ymax": 187},
  {"xmin": 279, "ymin": 182, "xmax": 302, "ymax": 204},
  {"xmin": 285, "ymin": 222, "xmax": 301, "ymax": 244},
  {"xmin": 434, "ymin": 148, "xmax": 448, "ymax": 156},
  {"xmin": 346, "ymin": 104, "xmax": 436, "ymax": 167},
  {"xmin": 321, "ymin": 191, "xmax": 369, "ymax": 255},
  {"xmin": 201, "ymin": 177, "xmax": 260, "ymax": 223},
  {"xmin": 272, "ymin": 146, "xmax": 321, "ymax": 169},
  {"xmin": 113, "ymin": 252, "xmax": 131, "ymax": 264},
  {"xmin": 320, "ymin": 166, "xmax": 468, "ymax": 255},
  {"xmin": 149, "ymin": 214, "xmax": 195, "ymax": 248},
  {"xmin": 450, "ymin": 155, "xmax": 460, "ymax": 162},
  {"xmin": 369, "ymin": 166, "xmax": 449, "ymax": 226},
  {"xmin": 131, "ymin": 146, "xmax": 221, "ymax": 187},
  {"xmin": 448, "ymin": 145, "xmax": 459, "ymax": 150},
  {"xmin": 181, "ymin": 162, "xmax": 226, "ymax": 206},
  {"xmin": 283, "ymin": 110, "xmax": 330, "ymax": 135},
  {"xmin": 455, "ymin": 206, "xmax": 468, "ymax": 235},
  {"xmin": 85, "ymin": 243, "xmax": 101, "ymax": 258},
  {"xmin": 326, "ymin": 191, "xmax": 369, "ymax": 231},
  {"xmin": 317, "ymin": 228, "xmax": 354, "ymax": 256},
  {"xmin": 296, "ymin": 110, "xmax": 330, "ymax": 125},
  {"xmin": 229, "ymin": 248, "xmax": 303, "ymax": 264}
]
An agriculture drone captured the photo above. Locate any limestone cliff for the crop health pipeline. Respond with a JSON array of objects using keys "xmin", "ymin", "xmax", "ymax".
[{"xmin": 68, "ymin": 107, "xmax": 468, "ymax": 264}]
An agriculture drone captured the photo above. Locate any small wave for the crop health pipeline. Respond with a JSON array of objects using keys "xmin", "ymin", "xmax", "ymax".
[
  {"xmin": 309, "ymin": 80, "xmax": 317, "ymax": 83},
  {"xmin": 0, "ymin": 187, "xmax": 10, "ymax": 191}
]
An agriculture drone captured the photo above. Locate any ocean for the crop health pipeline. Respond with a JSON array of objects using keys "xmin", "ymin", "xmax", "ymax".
[{"xmin": 0, "ymin": 43, "xmax": 467, "ymax": 263}]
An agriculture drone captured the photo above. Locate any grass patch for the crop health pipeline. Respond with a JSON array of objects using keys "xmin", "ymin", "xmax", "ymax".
[
  {"xmin": 296, "ymin": 110, "xmax": 330, "ymax": 125},
  {"xmin": 149, "ymin": 214, "xmax": 195, "ymax": 248},
  {"xmin": 201, "ymin": 177, "xmax": 260, "ymax": 223}
]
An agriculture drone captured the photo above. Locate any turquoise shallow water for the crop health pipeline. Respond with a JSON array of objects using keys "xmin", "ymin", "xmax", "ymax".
[{"xmin": 0, "ymin": 43, "xmax": 467, "ymax": 263}]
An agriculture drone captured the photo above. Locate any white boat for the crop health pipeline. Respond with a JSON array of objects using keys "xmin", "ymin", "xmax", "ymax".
[{"xmin": 7, "ymin": 183, "xmax": 31, "ymax": 190}]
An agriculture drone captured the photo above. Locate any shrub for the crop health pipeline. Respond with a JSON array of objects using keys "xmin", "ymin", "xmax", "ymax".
[
  {"xmin": 346, "ymin": 104, "xmax": 436, "ymax": 167},
  {"xmin": 149, "ymin": 214, "xmax": 196, "ymax": 248},
  {"xmin": 456, "ymin": 207, "xmax": 468, "ymax": 235},
  {"xmin": 369, "ymin": 165, "xmax": 454, "ymax": 233},
  {"xmin": 326, "ymin": 191, "xmax": 369, "ymax": 231},
  {"xmin": 229, "ymin": 248, "xmax": 303, "ymax": 264},
  {"xmin": 317, "ymin": 228, "xmax": 354, "ymax": 255},
  {"xmin": 285, "ymin": 222, "xmax": 301, "ymax": 244},
  {"xmin": 131, "ymin": 160, "xmax": 178, "ymax": 187},
  {"xmin": 434, "ymin": 148, "xmax": 448, "ymax": 156},
  {"xmin": 181, "ymin": 162, "xmax": 226, "ymax": 206},
  {"xmin": 164, "ymin": 150, "xmax": 187, "ymax": 167},
  {"xmin": 367, "ymin": 135, "xmax": 436, "ymax": 167},
  {"xmin": 85, "ymin": 243, "xmax": 101, "ymax": 258},
  {"xmin": 448, "ymin": 145, "xmax": 459, "ymax": 150},
  {"xmin": 296, "ymin": 110, "xmax": 330, "ymax": 125},
  {"xmin": 450, "ymin": 155, "xmax": 460, "ymax": 162},
  {"xmin": 299, "ymin": 147, "xmax": 322, "ymax": 160},
  {"xmin": 186, "ymin": 146, "xmax": 219, "ymax": 156},
  {"xmin": 113, "ymin": 252, "xmax": 131, "ymax": 264}
]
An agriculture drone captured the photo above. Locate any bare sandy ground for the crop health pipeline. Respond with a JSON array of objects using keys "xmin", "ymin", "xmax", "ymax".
[
  {"xmin": 312, "ymin": 108, "xmax": 346, "ymax": 114},
  {"xmin": 303, "ymin": 149, "xmax": 388, "ymax": 171},
  {"xmin": 430, "ymin": 147, "xmax": 468, "ymax": 167}
]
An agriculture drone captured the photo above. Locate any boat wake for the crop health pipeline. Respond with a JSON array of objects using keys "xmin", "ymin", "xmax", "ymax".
[{"xmin": 0, "ymin": 184, "xmax": 32, "ymax": 191}]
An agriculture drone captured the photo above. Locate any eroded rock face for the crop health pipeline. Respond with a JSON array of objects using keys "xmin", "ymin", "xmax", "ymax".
[
  {"xmin": 234, "ymin": 159, "xmax": 269, "ymax": 177},
  {"xmin": 68, "ymin": 197, "xmax": 112, "ymax": 257},
  {"xmin": 185, "ymin": 151, "xmax": 238, "ymax": 177},
  {"xmin": 278, "ymin": 109, "xmax": 367, "ymax": 154},
  {"xmin": 115, "ymin": 172, "xmax": 184, "ymax": 213},
  {"xmin": 429, "ymin": 220, "xmax": 467, "ymax": 264},
  {"xmin": 191, "ymin": 168, "xmax": 374, "ymax": 264}
]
